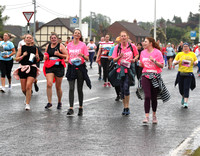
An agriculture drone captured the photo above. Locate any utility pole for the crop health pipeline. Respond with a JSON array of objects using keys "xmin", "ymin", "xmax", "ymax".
[
  {"xmin": 154, "ymin": 0, "xmax": 157, "ymax": 41},
  {"xmin": 199, "ymin": 3, "xmax": 200, "ymax": 42},
  {"xmin": 33, "ymin": 0, "xmax": 36, "ymax": 40},
  {"xmin": 90, "ymin": 12, "xmax": 95, "ymax": 40},
  {"xmin": 79, "ymin": 0, "xmax": 82, "ymax": 31}
]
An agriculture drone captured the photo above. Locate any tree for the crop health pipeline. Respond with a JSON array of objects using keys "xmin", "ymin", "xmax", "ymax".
[
  {"xmin": 172, "ymin": 15, "xmax": 182, "ymax": 24},
  {"xmin": 82, "ymin": 13, "xmax": 111, "ymax": 41},
  {"xmin": 166, "ymin": 26, "xmax": 183, "ymax": 43},
  {"xmin": 0, "ymin": 5, "xmax": 9, "ymax": 33},
  {"xmin": 188, "ymin": 12, "xmax": 199, "ymax": 23},
  {"xmin": 150, "ymin": 27, "xmax": 166, "ymax": 43}
]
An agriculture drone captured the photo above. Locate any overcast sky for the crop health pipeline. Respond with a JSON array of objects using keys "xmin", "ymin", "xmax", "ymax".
[{"xmin": 1, "ymin": 0, "xmax": 200, "ymax": 26}]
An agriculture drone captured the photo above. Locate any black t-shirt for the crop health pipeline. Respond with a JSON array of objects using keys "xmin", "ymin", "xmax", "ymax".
[
  {"xmin": 19, "ymin": 45, "xmax": 37, "ymax": 65},
  {"xmin": 47, "ymin": 43, "xmax": 62, "ymax": 59}
]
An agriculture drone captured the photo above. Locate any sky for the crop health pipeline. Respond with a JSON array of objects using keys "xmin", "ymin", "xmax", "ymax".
[{"xmin": 1, "ymin": 0, "xmax": 200, "ymax": 27}]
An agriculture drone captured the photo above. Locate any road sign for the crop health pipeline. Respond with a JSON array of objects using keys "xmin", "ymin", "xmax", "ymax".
[
  {"xmin": 70, "ymin": 17, "xmax": 79, "ymax": 28},
  {"xmin": 23, "ymin": 12, "xmax": 34, "ymax": 23},
  {"xmin": 190, "ymin": 31, "xmax": 196, "ymax": 40}
]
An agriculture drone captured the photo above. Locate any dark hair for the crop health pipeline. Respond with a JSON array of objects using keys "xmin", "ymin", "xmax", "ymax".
[
  {"xmin": 4, "ymin": 33, "xmax": 12, "ymax": 39},
  {"xmin": 73, "ymin": 29, "xmax": 83, "ymax": 42},
  {"xmin": 50, "ymin": 32, "xmax": 59, "ymax": 39},
  {"xmin": 146, "ymin": 37, "xmax": 161, "ymax": 50},
  {"xmin": 137, "ymin": 42, "xmax": 142, "ymax": 47}
]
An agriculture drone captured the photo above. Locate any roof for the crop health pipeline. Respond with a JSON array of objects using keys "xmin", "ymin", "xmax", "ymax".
[
  {"xmin": 39, "ymin": 18, "xmax": 73, "ymax": 32},
  {"xmin": 117, "ymin": 21, "xmax": 149, "ymax": 37},
  {"xmin": 3, "ymin": 25, "xmax": 23, "ymax": 37}
]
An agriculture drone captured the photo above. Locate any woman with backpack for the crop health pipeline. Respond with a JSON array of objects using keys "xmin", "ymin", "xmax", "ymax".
[{"xmin": 112, "ymin": 31, "xmax": 139, "ymax": 115}]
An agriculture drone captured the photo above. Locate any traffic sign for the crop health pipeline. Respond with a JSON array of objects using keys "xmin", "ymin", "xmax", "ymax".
[
  {"xmin": 70, "ymin": 17, "xmax": 79, "ymax": 28},
  {"xmin": 190, "ymin": 31, "xmax": 196, "ymax": 40},
  {"xmin": 23, "ymin": 12, "xmax": 34, "ymax": 23}
]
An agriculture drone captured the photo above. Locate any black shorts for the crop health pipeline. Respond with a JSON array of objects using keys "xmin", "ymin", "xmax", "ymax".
[
  {"xmin": 46, "ymin": 65, "xmax": 64, "ymax": 77},
  {"xmin": 18, "ymin": 66, "xmax": 37, "ymax": 79},
  {"xmin": 167, "ymin": 56, "xmax": 175, "ymax": 60}
]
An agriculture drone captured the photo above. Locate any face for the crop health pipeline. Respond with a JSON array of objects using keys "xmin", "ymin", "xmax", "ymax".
[
  {"xmin": 120, "ymin": 32, "xmax": 128, "ymax": 43},
  {"xmin": 105, "ymin": 35, "xmax": 110, "ymax": 42},
  {"xmin": 25, "ymin": 34, "xmax": 33, "ymax": 44},
  {"xmin": 183, "ymin": 45, "xmax": 189, "ymax": 52},
  {"xmin": 137, "ymin": 44, "xmax": 142, "ymax": 50},
  {"xmin": 143, "ymin": 38, "xmax": 152, "ymax": 49},
  {"xmin": 50, "ymin": 35, "xmax": 58, "ymax": 44},
  {"xmin": 101, "ymin": 37, "xmax": 104, "ymax": 42},
  {"xmin": 3, "ymin": 33, "xmax": 9, "ymax": 41},
  {"xmin": 73, "ymin": 30, "xmax": 82, "ymax": 40}
]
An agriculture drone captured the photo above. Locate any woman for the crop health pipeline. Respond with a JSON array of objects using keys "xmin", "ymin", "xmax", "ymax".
[
  {"xmin": 166, "ymin": 43, "xmax": 175, "ymax": 70},
  {"xmin": 139, "ymin": 37, "xmax": 170, "ymax": 124},
  {"xmin": 14, "ymin": 34, "xmax": 40, "ymax": 110},
  {"xmin": 87, "ymin": 39, "xmax": 97, "ymax": 68},
  {"xmin": 112, "ymin": 31, "xmax": 139, "ymax": 115},
  {"xmin": 135, "ymin": 42, "xmax": 144, "ymax": 80},
  {"xmin": 195, "ymin": 43, "xmax": 200, "ymax": 76},
  {"xmin": 174, "ymin": 42, "xmax": 197, "ymax": 108},
  {"xmin": 0, "ymin": 33, "xmax": 16, "ymax": 93},
  {"xmin": 66, "ymin": 29, "xmax": 91, "ymax": 116},
  {"xmin": 43, "ymin": 33, "xmax": 67, "ymax": 110}
]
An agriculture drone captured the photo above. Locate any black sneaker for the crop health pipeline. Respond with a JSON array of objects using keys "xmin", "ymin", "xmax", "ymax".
[
  {"xmin": 115, "ymin": 96, "xmax": 120, "ymax": 101},
  {"xmin": 34, "ymin": 82, "xmax": 39, "ymax": 92},
  {"xmin": 45, "ymin": 103, "xmax": 52, "ymax": 109},
  {"xmin": 78, "ymin": 108, "xmax": 83, "ymax": 116},
  {"xmin": 122, "ymin": 108, "xmax": 126, "ymax": 115},
  {"xmin": 67, "ymin": 109, "xmax": 74, "ymax": 115},
  {"xmin": 57, "ymin": 102, "xmax": 62, "ymax": 109}
]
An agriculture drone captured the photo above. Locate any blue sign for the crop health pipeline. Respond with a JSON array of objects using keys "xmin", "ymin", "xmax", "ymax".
[
  {"xmin": 72, "ymin": 18, "xmax": 78, "ymax": 24},
  {"xmin": 190, "ymin": 31, "xmax": 196, "ymax": 37},
  {"xmin": 70, "ymin": 17, "xmax": 79, "ymax": 28}
]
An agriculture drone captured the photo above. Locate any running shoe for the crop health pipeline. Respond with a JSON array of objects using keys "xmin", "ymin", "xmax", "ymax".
[
  {"xmin": 34, "ymin": 82, "xmax": 39, "ymax": 92},
  {"xmin": 25, "ymin": 104, "xmax": 30, "ymax": 110},
  {"xmin": 183, "ymin": 102, "xmax": 188, "ymax": 108},
  {"xmin": 198, "ymin": 74, "xmax": 200, "ymax": 77},
  {"xmin": 98, "ymin": 76, "xmax": 102, "ymax": 80},
  {"xmin": 107, "ymin": 82, "xmax": 111, "ymax": 87},
  {"xmin": 143, "ymin": 117, "xmax": 149, "ymax": 123},
  {"xmin": 67, "ymin": 109, "xmax": 74, "ymax": 115},
  {"xmin": 115, "ymin": 95, "xmax": 120, "ymax": 101},
  {"xmin": 124, "ymin": 108, "xmax": 130, "ymax": 115},
  {"xmin": 0, "ymin": 87, "xmax": 6, "ymax": 93},
  {"xmin": 78, "ymin": 108, "xmax": 83, "ymax": 116},
  {"xmin": 122, "ymin": 108, "xmax": 126, "ymax": 115},
  {"xmin": 45, "ymin": 103, "xmax": 52, "ymax": 109},
  {"xmin": 103, "ymin": 82, "xmax": 107, "ymax": 87},
  {"xmin": 181, "ymin": 97, "xmax": 184, "ymax": 105},
  {"xmin": 152, "ymin": 116, "xmax": 158, "ymax": 124},
  {"xmin": 57, "ymin": 102, "xmax": 62, "ymax": 109},
  {"xmin": 8, "ymin": 84, "xmax": 12, "ymax": 90}
]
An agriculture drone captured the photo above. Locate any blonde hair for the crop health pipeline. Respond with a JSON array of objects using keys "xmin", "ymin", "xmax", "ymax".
[{"xmin": 50, "ymin": 32, "xmax": 59, "ymax": 39}]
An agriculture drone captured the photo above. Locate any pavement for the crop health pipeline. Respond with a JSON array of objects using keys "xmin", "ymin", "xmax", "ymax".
[{"xmin": 0, "ymin": 63, "xmax": 200, "ymax": 156}]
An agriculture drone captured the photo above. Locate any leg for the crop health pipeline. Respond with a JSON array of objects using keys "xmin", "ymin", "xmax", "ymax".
[
  {"xmin": 46, "ymin": 73, "xmax": 54, "ymax": 104},
  {"xmin": 55, "ymin": 76, "xmax": 63, "ymax": 103},
  {"xmin": 6, "ymin": 59, "xmax": 13, "ymax": 86},
  {"xmin": 68, "ymin": 80, "xmax": 75, "ymax": 108},
  {"xmin": 20, "ymin": 79, "xmax": 27, "ymax": 95},
  {"xmin": 183, "ymin": 76, "xmax": 192, "ymax": 103},
  {"xmin": 25, "ymin": 77, "xmax": 35, "ymax": 104},
  {"xmin": 151, "ymin": 85, "xmax": 159, "ymax": 117},
  {"xmin": 101, "ymin": 58, "xmax": 107, "ymax": 82},
  {"xmin": 77, "ymin": 70, "xmax": 84, "ymax": 108}
]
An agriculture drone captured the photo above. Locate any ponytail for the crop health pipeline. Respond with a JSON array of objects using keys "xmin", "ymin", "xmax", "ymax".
[{"xmin": 146, "ymin": 37, "xmax": 161, "ymax": 51}]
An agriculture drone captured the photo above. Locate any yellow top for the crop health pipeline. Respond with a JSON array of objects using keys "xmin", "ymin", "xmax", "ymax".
[{"xmin": 174, "ymin": 52, "xmax": 197, "ymax": 73}]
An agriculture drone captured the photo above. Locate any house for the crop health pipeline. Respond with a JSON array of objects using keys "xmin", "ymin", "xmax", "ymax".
[{"xmin": 107, "ymin": 20, "xmax": 150, "ymax": 43}]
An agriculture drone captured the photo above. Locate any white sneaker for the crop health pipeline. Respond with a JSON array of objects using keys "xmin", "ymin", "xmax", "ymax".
[
  {"xmin": 8, "ymin": 84, "xmax": 12, "ymax": 90},
  {"xmin": 25, "ymin": 104, "xmax": 30, "ymax": 110},
  {"xmin": 1, "ymin": 87, "xmax": 6, "ymax": 93}
]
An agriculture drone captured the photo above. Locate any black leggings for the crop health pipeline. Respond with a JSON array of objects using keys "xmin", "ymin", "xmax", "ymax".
[
  {"xmin": 0, "ymin": 59, "xmax": 13, "ymax": 79},
  {"xmin": 178, "ymin": 75, "xmax": 192, "ymax": 98},
  {"xmin": 141, "ymin": 76, "xmax": 159, "ymax": 113},
  {"xmin": 101, "ymin": 58, "xmax": 110, "ymax": 82},
  {"xmin": 68, "ymin": 69, "xmax": 84, "ymax": 107}
]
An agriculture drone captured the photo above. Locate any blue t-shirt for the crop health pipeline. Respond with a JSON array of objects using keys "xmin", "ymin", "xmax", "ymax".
[
  {"xmin": 108, "ymin": 46, "xmax": 115, "ymax": 56},
  {"xmin": 0, "ymin": 41, "xmax": 15, "ymax": 61}
]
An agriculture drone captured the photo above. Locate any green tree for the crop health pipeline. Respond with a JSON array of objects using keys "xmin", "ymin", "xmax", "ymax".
[
  {"xmin": 82, "ymin": 13, "xmax": 111, "ymax": 41},
  {"xmin": 0, "ymin": 5, "xmax": 9, "ymax": 34},
  {"xmin": 172, "ymin": 15, "xmax": 182, "ymax": 24},
  {"xmin": 138, "ymin": 21, "xmax": 153, "ymax": 32},
  {"xmin": 188, "ymin": 12, "xmax": 199, "ymax": 23},
  {"xmin": 150, "ymin": 27, "xmax": 166, "ymax": 43}
]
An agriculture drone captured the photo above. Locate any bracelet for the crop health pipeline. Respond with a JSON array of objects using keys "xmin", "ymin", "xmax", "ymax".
[{"xmin": 20, "ymin": 56, "xmax": 23, "ymax": 60}]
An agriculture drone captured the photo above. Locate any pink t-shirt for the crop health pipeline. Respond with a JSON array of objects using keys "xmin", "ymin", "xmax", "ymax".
[
  {"xmin": 67, "ymin": 41, "xmax": 89, "ymax": 64},
  {"xmin": 140, "ymin": 48, "xmax": 164, "ymax": 74},
  {"xmin": 112, "ymin": 43, "xmax": 138, "ymax": 73}
]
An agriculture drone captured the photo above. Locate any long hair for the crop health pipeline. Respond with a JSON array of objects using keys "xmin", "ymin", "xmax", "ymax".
[
  {"xmin": 146, "ymin": 37, "xmax": 161, "ymax": 50},
  {"xmin": 73, "ymin": 29, "xmax": 83, "ymax": 42}
]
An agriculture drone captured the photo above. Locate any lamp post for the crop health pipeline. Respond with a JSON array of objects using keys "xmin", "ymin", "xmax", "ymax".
[
  {"xmin": 199, "ymin": 3, "xmax": 200, "ymax": 42},
  {"xmin": 90, "ymin": 12, "xmax": 95, "ymax": 40},
  {"xmin": 79, "ymin": 0, "xmax": 82, "ymax": 31},
  {"xmin": 154, "ymin": 0, "xmax": 157, "ymax": 41}
]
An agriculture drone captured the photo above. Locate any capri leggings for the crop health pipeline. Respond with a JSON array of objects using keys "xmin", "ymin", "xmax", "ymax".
[{"xmin": 0, "ymin": 59, "xmax": 13, "ymax": 79}]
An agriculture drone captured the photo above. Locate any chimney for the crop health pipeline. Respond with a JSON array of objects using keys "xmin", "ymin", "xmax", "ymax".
[{"xmin": 133, "ymin": 19, "xmax": 137, "ymax": 24}]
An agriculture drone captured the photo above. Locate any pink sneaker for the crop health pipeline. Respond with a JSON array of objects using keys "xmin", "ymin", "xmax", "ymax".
[
  {"xmin": 103, "ymin": 82, "xmax": 107, "ymax": 87},
  {"xmin": 107, "ymin": 82, "xmax": 111, "ymax": 87},
  {"xmin": 143, "ymin": 117, "xmax": 149, "ymax": 123},
  {"xmin": 152, "ymin": 116, "xmax": 158, "ymax": 124}
]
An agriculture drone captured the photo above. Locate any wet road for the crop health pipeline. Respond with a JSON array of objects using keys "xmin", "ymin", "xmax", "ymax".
[{"xmin": 0, "ymin": 63, "xmax": 200, "ymax": 156}]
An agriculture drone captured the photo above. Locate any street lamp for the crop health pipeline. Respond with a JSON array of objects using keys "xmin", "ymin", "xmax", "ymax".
[
  {"xmin": 199, "ymin": 3, "xmax": 200, "ymax": 42},
  {"xmin": 154, "ymin": 0, "xmax": 157, "ymax": 41},
  {"xmin": 79, "ymin": 0, "xmax": 82, "ymax": 31},
  {"xmin": 90, "ymin": 12, "xmax": 95, "ymax": 40}
]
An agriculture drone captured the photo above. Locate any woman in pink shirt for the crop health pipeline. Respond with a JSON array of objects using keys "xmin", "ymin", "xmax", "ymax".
[
  {"xmin": 112, "ymin": 31, "xmax": 139, "ymax": 115},
  {"xmin": 140, "ymin": 37, "xmax": 170, "ymax": 124},
  {"xmin": 66, "ymin": 29, "xmax": 90, "ymax": 116}
]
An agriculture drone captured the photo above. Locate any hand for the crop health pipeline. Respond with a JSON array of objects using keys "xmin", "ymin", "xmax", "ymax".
[
  {"xmin": 119, "ymin": 53, "xmax": 124, "ymax": 58},
  {"xmin": 54, "ymin": 50, "xmax": 60, "ymax": 56},
  {"xmin": 65, "ymin": 58, "xmax": 69, "ymax": 64},
  {"xmin": 78, "ymin": 53, "xmax": 84, "ymax": 57},
  {"xmin": 35, "ymin": 54, "xmax": 40, "ymax": 61},
  {"xmin": 194, "ymin": 61, "xmax": 198, "ymax": 66},
  {"xmin": 3, "ymin": 55, "xmax": 9, "ymax": 58},
  {"xmin": 23, "ymin": 51, "xmax": 28, "ymax": 57},
  {"xmin": 131, "ymin": 58, "xmax": 136, "ymax": 63},
  {"xmin": 149, "ymin": 56, "xmax": 154, "ymax": 62},
  {"xmin": 44, "ymin": 55, "xmax": 48, "ymax": 60}
]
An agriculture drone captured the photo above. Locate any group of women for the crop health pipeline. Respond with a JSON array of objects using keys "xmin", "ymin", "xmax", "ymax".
[{"xmin": 0, "ymin": 29, "xmax": 198, "ymax": 124}]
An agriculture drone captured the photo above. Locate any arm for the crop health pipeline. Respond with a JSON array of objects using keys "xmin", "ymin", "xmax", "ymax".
[
  {"xmin": 54, "ymin": 44, "xmax": 68, "ymax": 59},
  {"xmin": 113, "ymin": 53, "xmax": 123, "ymax": 63},
  {"xmin": 15, "ymin": 48, "xmax": 27, "ymax": 62},
  {"xmin": 96, "ymin": 48, "xmax": 101, "ymax": 62},
  {"xmin": 44, "ymin": 45, "xmax": 49, "ymax": 60},
  {"xmin": 149, "ymin": 56, "xmax": 164, "ymax": 68}
]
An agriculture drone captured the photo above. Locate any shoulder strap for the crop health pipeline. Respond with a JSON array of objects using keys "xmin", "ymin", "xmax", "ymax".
[
  {"xmin": 128, "ymin": 42, "xmax": 133, "ymax": 52},
  {"xmin": 117, "ymin": 43, "xmax": 121, "ymax": 56}
]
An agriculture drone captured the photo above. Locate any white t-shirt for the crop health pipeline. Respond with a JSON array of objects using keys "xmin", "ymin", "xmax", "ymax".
[
  {"xmin": 195, "ymin": 48, "xmax": 200, "ymax": 61},
  {"xmin": 18, "ymin": 40, "xmax": 26, "ymax": 49},
  {"xmin": 87, "ymin": 43, "xmax": 96, "ymax": 53}
]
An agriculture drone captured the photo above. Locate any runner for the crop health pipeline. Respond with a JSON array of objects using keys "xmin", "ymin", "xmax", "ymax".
[
  {"xmin": 135, "ymin": 42, "xmax": 144, "ymax": 80},
  {"xmin": 0, "ymin": 33, "xmax": 16, "ymax": 93},
  {"xmin": 139, "ymin": 37, "xmax": 170, "ymax": 123},
  {"xmin": 66, "ymin": 29, "xmax": 91, "ymax": 116},
  {"xmin": 166, "ymin": 43, "xmax": 176, "ymax": 70},
  {"xmin": 96, "ymin": 37, "xmax": 104, "ymax": 80},
  {"xmin": 43, "ymin": 32, "xmax": 68, "ymax": 110},
  {"xmin": 13, "ymin": 34, "xmax": 40, "ymax": 110},
  {"xmin": 96, "ymin": 35, "xmax": 114, "ymax": 87},
  {"xmin": 87, "ymin": 39, "xmax": 97, "ymax": 68},
  {"xmin": 112, "ymin": 31, "xmax": 139, "ymax": 115},
  {"xmin": 173, "ymin": 42, "xmax": 198, "ymax": 108},
  {"xmin": 195, "ymin": 43, "xmax": 200, "ymax": 76}
]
